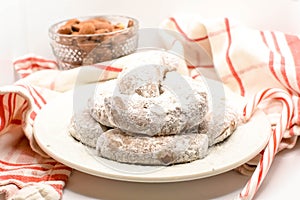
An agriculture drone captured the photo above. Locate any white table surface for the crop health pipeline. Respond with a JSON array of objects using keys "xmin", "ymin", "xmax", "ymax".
[{"xmin": 62, "ymin": 140, "xmax": 300, "ymax": 200}]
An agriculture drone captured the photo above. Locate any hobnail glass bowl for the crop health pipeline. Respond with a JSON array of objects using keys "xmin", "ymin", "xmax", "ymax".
[{"xmin": 49, "ymin": 15, "xmax": 139, "ymax": 70}]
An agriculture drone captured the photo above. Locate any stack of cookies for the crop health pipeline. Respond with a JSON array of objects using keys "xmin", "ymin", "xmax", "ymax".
[{"xmin": 69, "ymin": 51, "xmax": 238, "ymax": 165}]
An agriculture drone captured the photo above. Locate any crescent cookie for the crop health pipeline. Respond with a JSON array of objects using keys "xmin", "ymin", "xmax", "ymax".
[
  {"xmin": 95, "ymin": 104, "xmax": 240, "ymax": 165},
  {"xmin": 89, "ymin": 64, "xmax": 208, "ymax": 136},
  {"xmin": 96, "ymin": 129, "xmax": 209, "ymax": 165}
]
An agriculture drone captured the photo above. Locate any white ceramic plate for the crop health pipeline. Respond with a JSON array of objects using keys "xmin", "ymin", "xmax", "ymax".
[{"xmin": 33, "ymin": 83, "xmax": 271, "ymax": 183}]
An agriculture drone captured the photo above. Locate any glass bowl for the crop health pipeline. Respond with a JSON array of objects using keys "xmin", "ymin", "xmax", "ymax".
[{"xmin": 49, "ymin": 15, "xmax": 139, "ymax": 70}]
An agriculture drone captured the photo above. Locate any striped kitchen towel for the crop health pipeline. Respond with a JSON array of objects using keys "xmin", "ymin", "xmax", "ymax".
[
  {"xmin": 0, "ymin": 56, "xmax": 122, "ymax": 200},
  {"xmin": 0, "ymin": 56, "xmax": 71, "ymax": 200},
  {"xmin": 161, "ymin": 15, "xmax": 300, "ymax": 200}
]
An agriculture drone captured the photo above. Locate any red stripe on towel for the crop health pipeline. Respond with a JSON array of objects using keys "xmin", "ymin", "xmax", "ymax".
[
  {"xmin": 0, "ymin": 95, "xmax": 6, "ymax": 131},
  {"xmin": 224, "ymin": 18, "xmax": 245, "ymax": 96},
  {"xmin": 271, "ymin": 32, "xmax": 294, "ymax": 92},
  {"xmin": 13, "ymin": 57, "xmax": 57, "ymax": 66},
  {"xmin": 93, "ymin": 64, "xmax": 123, "ymax": 72},
  {"xmin": 285, "ymin": 35, "xmax": 300, "ymax": 91}
]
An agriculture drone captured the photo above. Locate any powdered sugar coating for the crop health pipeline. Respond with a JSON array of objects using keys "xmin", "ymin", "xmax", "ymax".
[
  {"xmin": 184, "ymin": 104, "xmax": 240, "ymax": 147},
  {"xmin": 96, "ymin": 129, "xmax": 208, "ymax": 165},
  {"xmin": 117, "ymin": 64, "xmax": 174, "ymax": 95},
  {"xmin": 69, "ymin": 109, "xmax": 108, "ymax": 148},
  {"xmin": 88, "ymin": 50, "xmax": 209, "ymax": 136},
  {"xmin": 88, "ymin": 79, "xmax": 117, "ymax": 127},
  {"xmin": 111, "ymin": 50, "xmax": 189, "ymax": 77},
  {"xmin": 90, "ymin": 64, "xmax": 208, "ymax": 136},
  {"xmin": 203, "ymin": 103, "xmax": 240, "ymax": 146}
]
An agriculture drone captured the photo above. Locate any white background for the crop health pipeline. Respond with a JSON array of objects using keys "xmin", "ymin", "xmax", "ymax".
[
  {"xmin": 1, "ymin": 1, "xmax": 300, "ymax": 199},
  {"xmin": 1, "ymin": 0, "xmax": 300, "ymax": 85}
]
